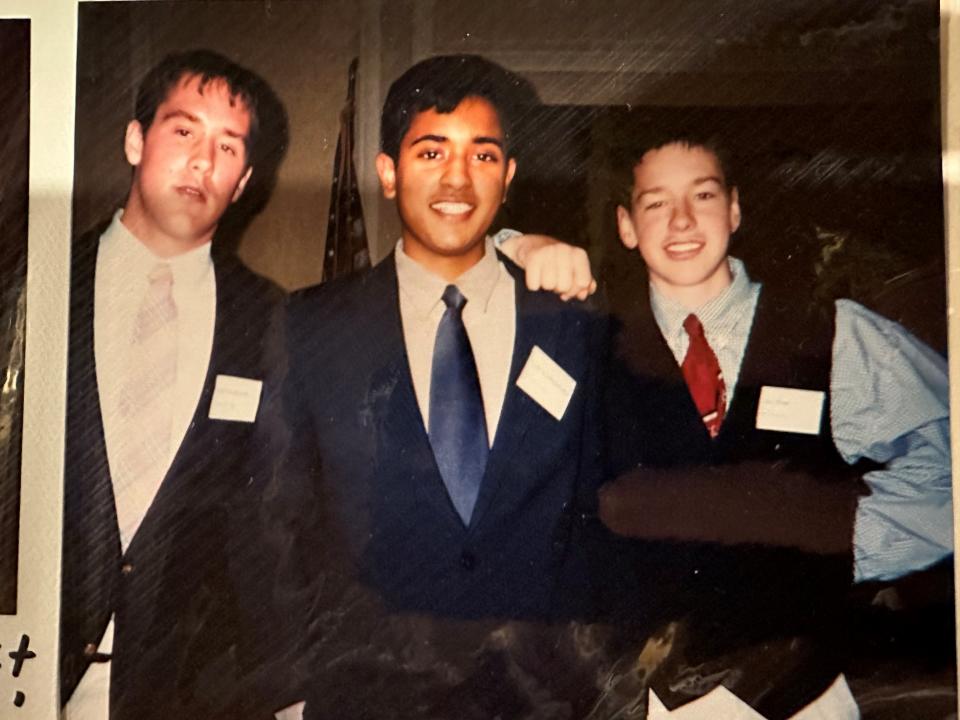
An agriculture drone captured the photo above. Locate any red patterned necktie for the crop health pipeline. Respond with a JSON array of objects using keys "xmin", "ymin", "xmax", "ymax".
[{"xmin": 681, "ymin": 313, "xmax": 726, "ymax": 438}]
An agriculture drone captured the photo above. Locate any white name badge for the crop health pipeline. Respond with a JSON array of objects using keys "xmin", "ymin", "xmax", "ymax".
[
  {"xmin": 516, "ymin": 345, "xmax": 576, "ymax": 421},
  {"xmin": 755, "ymin": 385, "xmax": 824, "ymax": 435},
  {"xmin": 648, "ymin": 686, "xmax": 766, "ymax": 720},
  {"xmin": 209, "ymin": 374, "xmax": 263, "ymax": 423}
]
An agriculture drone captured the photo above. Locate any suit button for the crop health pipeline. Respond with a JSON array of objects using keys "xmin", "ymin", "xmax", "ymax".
[
  {"xmin": 120, "ymin": 563, "xmax": 134, "ymax": 575},
  {"xmin": 460, "ymin": 551, "xmax": 476, "ymax": 571},
  {"xmin": 83, "ymin": 643, "xmax": 98, "ymax": 658}
]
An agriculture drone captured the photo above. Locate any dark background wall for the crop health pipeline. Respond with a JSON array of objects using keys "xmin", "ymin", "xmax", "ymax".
[
  {"xmin": 74, "ymin": 1, "xmax": 363, "ymax": 291},
  {"xmin": 73, "ymin": 0, "xmax": 944, "ymax": 349}
]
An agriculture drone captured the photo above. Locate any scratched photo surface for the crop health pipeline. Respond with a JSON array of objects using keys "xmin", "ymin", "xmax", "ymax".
[
  {"xmin": 0, "ymin": 20, "xmax": 30, "ymax": 617},
  {"xmin": 67, "ymin": 1, "xmax": 953, "ymax": 719}
]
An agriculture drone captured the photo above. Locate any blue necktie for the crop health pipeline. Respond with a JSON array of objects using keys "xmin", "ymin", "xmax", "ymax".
[{"xmin": 429, "ymin": 285, "xmax": 489, "ymax": 525}]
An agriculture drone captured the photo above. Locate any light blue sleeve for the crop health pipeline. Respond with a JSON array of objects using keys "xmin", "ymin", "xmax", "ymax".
[
  {"xmin": 490, "ymin": 228, "xmax": 521, "ymax": 249},
  {"xmin": 831, "ymin": 299, "xmax": 953, "ymax": 583}
]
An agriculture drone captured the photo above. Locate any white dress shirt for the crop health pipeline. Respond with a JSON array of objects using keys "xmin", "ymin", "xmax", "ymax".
[
  {"xmin": 66, "ymin": 211, "xmax": 217, "ymax": 720},
  {"xmin": 95, "ymin": 211, "xmax": 216, "ymax": 546},
  {"xmin": 395, "ymin": 237, "xmax": 516, "ymax": 444}
]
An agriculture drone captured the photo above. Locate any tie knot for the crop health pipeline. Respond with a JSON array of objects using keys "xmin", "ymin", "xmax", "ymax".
[
  {"xmin": 442, "ymin": 284, "xmax": 467, "ymax": 313},
  {"xmin": 683, "ymin": 313, "xmax": 704, "ymax": 338},
  {"xmin": 148, "ymin": 263, "xmax": 174, "ymax": 291}
]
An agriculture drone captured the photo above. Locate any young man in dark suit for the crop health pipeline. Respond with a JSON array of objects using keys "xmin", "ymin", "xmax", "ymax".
[
  {"xmin": 62, "ymin": 51, "xmax": 285, "ymax": 720},
  {"xmin": 278, "ymin": 52, "xmax": 602, "ymax": 619},
  {"xmin": 268, "ymin": 56, "xmax": 603, "ymax": 716},
  {"xmin": 598, "ymin": 136, "xmax": 952, "ymax": 719}
]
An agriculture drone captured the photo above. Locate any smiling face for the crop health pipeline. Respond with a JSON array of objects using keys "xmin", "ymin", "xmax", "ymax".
[
  {"xmin": 121, "ymin": 74, "xmax": 253, "ymax": 258},
  {"xmin": 376, "ymin": 96, "xmax": 517, "ymax": 280},
  {"xmin": 617, "ymin": 142, "xmax": 741, "ymax": 308}
]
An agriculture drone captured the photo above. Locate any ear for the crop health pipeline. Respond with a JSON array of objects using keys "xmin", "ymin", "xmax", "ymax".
[
  {"xmin": 124, "ymin": 120, "xmax": 145, "ymax": 168},
  {"xmin": 501, "ymin": 157, "xmax": 517, "ymax": 203},
  {"xmin": 728, "ymin": 186, "xmax": 741, "ymax": 233},
  {"xmin": 231, "ymin": 166, "xmax": 253, "ymax": 203},
  {"xmin": 616, "ymin": 205, "xmax": 639, "ymax": 249},
  {"xmin": 376, "ymin": 153, "xmax": 397, "ymax": 199}
]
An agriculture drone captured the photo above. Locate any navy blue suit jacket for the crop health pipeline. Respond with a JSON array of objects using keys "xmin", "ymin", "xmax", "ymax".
[{"xmin": 271, "ymin": 251, "xmax": 603, "ymax": 624}]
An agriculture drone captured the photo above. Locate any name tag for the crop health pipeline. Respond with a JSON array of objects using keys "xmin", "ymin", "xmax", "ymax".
[
  {"xmin": 649, "ymin": 686, "xmax": 767, "ymax": 719},
  {"xmin": 209, "ymin": 375, "xmax": 262, "ymax": 423},
  {"xmin": 755, "ymin": 385, "xmax": 824, "ymax": 435},
  {"xmin": 516, "ymin": 345, "xmax": 576, "ymax": 421}
]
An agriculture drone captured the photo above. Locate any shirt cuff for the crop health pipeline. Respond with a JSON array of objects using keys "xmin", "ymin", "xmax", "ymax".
[{"xmin": 491, "ymin": 228, "xmax": 521, "ymax": 249}]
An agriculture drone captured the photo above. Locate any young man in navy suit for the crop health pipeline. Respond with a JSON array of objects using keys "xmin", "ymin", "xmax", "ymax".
[
  {"xmin": 277, "ymin": 52, "xmax": 601, "ymax": 620},
  {"xmin": 268, "ymin": 56, "xmax": 604, "ymax": 716},
  {"xmin": 62, "ymin": 51, "xmax": 286, "ymax": 720}
]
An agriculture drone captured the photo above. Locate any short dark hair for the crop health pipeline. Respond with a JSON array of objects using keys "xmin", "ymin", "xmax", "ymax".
[
  {"xmin": 612, "ymin": 126, "xmax": 735, "ymax": 207},
  {"xmin": 134, "ymin": 49, "xmax": 272, "ymax": 167},
  {"xmin": 380, "ymin": 54, "xmax": 540, "ymax": 162}
]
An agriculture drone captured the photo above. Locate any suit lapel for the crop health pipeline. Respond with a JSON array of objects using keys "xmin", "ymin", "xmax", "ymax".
[
  {"xmin": 368, "ymin": 258, "xmax": 465, "ymax": 530},
  {"xmin": 373, "ymin": 254, "xmax": 571, "ymax": 534},
  {"xmin": 469, "ymin": 260, "xmax": 564, "ymax": 530},
  {"xmin": 126, "ymin": 256, "xmax": 261, "ymax": 556},
  {"xmin": 66, "ymin": 225, "xmax": 122, "ymax": 570},
  {"xmin": 62, "ymin": 225, "xmax": 122, "ymax": 700}
]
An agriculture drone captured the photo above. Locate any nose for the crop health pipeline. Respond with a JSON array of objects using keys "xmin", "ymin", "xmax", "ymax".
[
  {"xmin": 669, "ymin": 199, "xmax": 695, "ymax": 231},
  {"xmin": 440, "ymin": 152, "xmax": 470, "ymax": 189},
  {"xmin": 190, "ymin": 139, "xmax": 215, "ymax": 173}
]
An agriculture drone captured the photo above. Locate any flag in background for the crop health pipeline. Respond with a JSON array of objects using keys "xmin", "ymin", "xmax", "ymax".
[{"xmin": 323, "ymin": 57, "xmax": 370, "ymax": 282}]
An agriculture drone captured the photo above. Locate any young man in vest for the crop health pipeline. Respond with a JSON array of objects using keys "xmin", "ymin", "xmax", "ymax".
[{"xmin": 598, "ymin": 135, "xmax": 952, "ymax": 718}]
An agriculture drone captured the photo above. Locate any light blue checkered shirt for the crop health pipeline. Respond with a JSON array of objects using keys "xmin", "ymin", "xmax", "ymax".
[{"xmin": 650, "ymin": 258, "xmax": 953, "ymax": 583}]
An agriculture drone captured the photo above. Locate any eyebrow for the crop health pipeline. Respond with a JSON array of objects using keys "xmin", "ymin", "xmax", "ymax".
[
  {"xmin": 409, "ymin": 133, "xmax": 504, "ymax": 149},
  {"xmin": 159, "ymin": 108, "xmax": 199, "ymax": 125},
  {"xmin": 635, "ymin": 175, "xmax": 725, "ymax": 199},
  {"xmin": 158, "ymin": 108, "xmax": 246, "ymax": 139}
]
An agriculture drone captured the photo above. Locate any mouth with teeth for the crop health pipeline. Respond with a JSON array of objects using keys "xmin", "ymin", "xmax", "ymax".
[
  {"xmin": 664, "ymin": 239, "xmax": 704, "ymax": 259},
  {"xmin": 430, "ymin": 201, "xmax": 475, "ymax": 217}
]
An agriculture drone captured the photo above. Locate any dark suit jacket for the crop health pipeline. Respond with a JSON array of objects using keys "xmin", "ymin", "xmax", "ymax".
[
  {"xmin": 270, "ymin": 251, "xmax": 603, "ymax": 630},
  {"xmin": 61, "ymin": 223, "xmax": 283, "ymax": 720}
]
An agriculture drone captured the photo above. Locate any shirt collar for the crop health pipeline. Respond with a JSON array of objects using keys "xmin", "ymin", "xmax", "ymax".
[
  {"xmin": 650, "ymin": 256, "xmax": 756, "ymax": 339},
  {"xmin": 100, "ymin": 209, "xmax": 213, "ymax": 289},
  {"xmin": 395, "ymin": 237, "xmax": 502, "ymax": 318}
]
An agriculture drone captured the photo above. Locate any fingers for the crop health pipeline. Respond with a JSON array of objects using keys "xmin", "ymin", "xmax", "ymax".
[
  {"xmin": 539, "ymin": 250, "xmax": 559, "ymax": 293},
  {"xmin": 569, "ymin": 248, "xmax": 593, "ymax": 299},
  {"xmin": 524, "ymin": 251, "xmax": 542, "ymax": 291},
  {"xmin": 525, "ymin": 245, "xmax": 558, "ymax": 293},
  {"xmin": 521, "ymin": 243, "xmax": 596, "ymax": 301},
  {"xmin": 565, "ymin": 279, "xmax": 597, "ymax": 302}
]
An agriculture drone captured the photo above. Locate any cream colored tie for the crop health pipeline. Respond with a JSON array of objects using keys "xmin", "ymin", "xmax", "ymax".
[{"xmin": 113, "ymin": 263, "xmax": 178, "ymax": 550}]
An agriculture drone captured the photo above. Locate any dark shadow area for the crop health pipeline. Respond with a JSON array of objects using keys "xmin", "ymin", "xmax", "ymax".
[
  {"xmin": 506, "ymin": 98, "xmax": 945, "ymax": 353},
  {"xmin": 0, "ymin": 20, "xmax": 30, "ymax": 615}
]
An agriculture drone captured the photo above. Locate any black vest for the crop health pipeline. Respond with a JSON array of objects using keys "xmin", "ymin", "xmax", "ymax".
[{"xmin": 601, "ymin": 283, "xmax": 865, "ymax": 719}]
